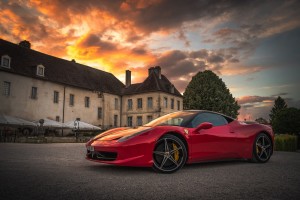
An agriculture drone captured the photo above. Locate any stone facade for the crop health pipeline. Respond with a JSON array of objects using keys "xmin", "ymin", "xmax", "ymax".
[
  {"xmin": 0, "ymin": 71, "xmax": 121, "ymax": 129},
  {"xmin": 121, "ymin": 92, "xmax": 182, "ymax": 127},
  {"xmin": 0, "ymin": 39, "xmax": 183, "ymax": 129}
]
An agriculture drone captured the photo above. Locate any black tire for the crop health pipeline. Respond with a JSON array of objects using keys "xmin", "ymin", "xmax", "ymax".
[
  {"xmin": 152, "ymin": 134, "xmax": 187, "ymax": 173},
  {"xmin": 251, "ymin": 133, "xmax": 273, "ymax": 163}
]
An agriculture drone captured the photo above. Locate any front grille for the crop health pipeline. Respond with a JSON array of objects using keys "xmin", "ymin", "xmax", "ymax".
[{"xmin": 87, "ymin": 150, "xmax": 117, "ymax": 161}]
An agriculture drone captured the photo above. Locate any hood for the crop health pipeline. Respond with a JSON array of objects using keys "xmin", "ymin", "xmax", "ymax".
[{"xmin": 95, "ymin": 126, "xmax": 151, "ymax": 141}]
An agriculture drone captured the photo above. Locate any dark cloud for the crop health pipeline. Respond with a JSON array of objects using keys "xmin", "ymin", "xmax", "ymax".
[
  {"xmin": 164, "ymin": 60, "xmax": 196, "ymax": 77},
  {"xmin": 207, "ymin": 53, "xmax": 225, "ymax": 63},
  {"xmin": 0, "ymin": 1, "xmax": 49, "ymax": 41},
  {"xmin": 229, "ymin": 58, "xmax": 239, "ymax": 63},
  {"xmin": 79, "ymin": 34, "xmax": 117, "ymax": 51},
  {"xmin": 131, "ymin": 47, "xmax": 148, "ymax": 55},
  {"xmin": 237, "ymin": 96, "xmax": 275, "ymax": 105},
  {"xmin": 157, "ymin": 52, "xmax": 195, "ymax": 78},
  {"xmin": 120, "ymin": 0, "xmax": 255, "ymax": 32},
  {"xmin": 177, "ymin": 29, "xmax": 190, "ymax": 47},
  {"xmin": 156, "ymin": 50, "xmax": 187, "ymax": 67},
  {"xmin": 154, "ymin": 46, "xmax": 263, "ymax": 93},
  {"xmin": 190, "ymin": 49, "xmax": 208, "ymax": 59},
  {"xmin": 126, "ymin": 34, "xmax": 143, "ymax": 43},
  {"xmin": 80, "ymin": 34, "xmax": 100, "ymax": 47}
]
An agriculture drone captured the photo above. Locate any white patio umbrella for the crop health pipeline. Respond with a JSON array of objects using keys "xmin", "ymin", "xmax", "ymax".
[
  {"xmin": 0, "ymin": 114, "xmax": 36, "ymax": 126},
  {"xmin": 64, "ymin": 120, "xmax": 101, "ymax": 130},
  {"xmin": 33, "ymin": 118, "xmax": 67, "ymax": 128}
]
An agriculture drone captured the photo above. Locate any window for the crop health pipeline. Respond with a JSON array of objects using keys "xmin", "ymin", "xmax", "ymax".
[
  {"xmin": 128, "ymin": 99, "xmax": 133, "ymax": 110},
  {"xmin": 98, "ymin": 107, "xmax": 102, "ymax": 119},
  {"xmin": 69, "ymin": 94, "xmax": 74, "ymax": 106},
  {"xmin": 1, "ymin": 55, "xmax": 11, "ymax": 68},
  {"xmin": 85, "ymin": 97, "xmax": 90, "ymax": 108},
  {"xmin": 147, "ymin": 97, "xmax": 153, "ymax": 109},
  {"xmin": 164, "ymin": 97, "xmax": 168, "ymax": 108},
  {"xmin": 54, "ymin": 91, "xmax": 59, "ymax": 103},
  {"xmin": 147, "ymin": 115, "xmax": 153, "ymax": 123},
  {"xmin": 31, "ymin": 87, "xmax": 37, "ymax": 99},
  {"xmin": 177, "ymin": 100, "xmax": 180, "ymax": 110},
  {"xmin": 36, "ymin": 65, "xmax": 45, "ymax": 76},
  {"xmin": 3, "ymin": 81, "xmax": 10, "ymax": 96},
  {"xmin": 137, "ymin": 98, "xmax": 143, "ymax": 109},
  {"xmin": 55, "ymin": 116, "xmax": 60, "ymax": 122},
  {"xmin": 171, "ymin": 99, "xmax": 174, "ymax": 109},
  {"xmin": 137, "ymin": 116, "xmax": 143, "ymax": 126},
  {"xmin": 189, "ymin": 112, "xmax": 228, "ymax": 128},
  {"xmin": 114, "ymin": 115, "xmax": 118, "ymax": 127},
  {"xmin": 127, "ymin": 116, "xmax": 133, "ymax": 127},
  {"xmin": 115, "ymin": 98, "xmax": 119, "ymax": 110}
]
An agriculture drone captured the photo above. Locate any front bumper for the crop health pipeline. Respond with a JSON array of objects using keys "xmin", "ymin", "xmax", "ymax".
[{"xmin": 85, "ymin": 140, "xmax": 153, "ymax": 167}]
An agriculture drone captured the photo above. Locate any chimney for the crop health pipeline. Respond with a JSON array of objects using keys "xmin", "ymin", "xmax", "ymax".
[
  {"xmin": 19, "ymin": 40, "xmax": 31, "ymax": 49},
  {"xmin": 125, "ymin": 70, "xmax": 131, "ymax": 87},
  {"xmin": 148, "ymin": 67, "xmax": 154, "ymax": 76},
  {"xmin": 154, "ymin": 66, "xmax": 161, "ymax": 79}
]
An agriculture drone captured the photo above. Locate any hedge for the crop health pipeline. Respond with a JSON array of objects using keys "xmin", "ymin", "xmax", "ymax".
[{"xmin": 274, "ymin": 134, "xmax": 298, "ymax": 152}]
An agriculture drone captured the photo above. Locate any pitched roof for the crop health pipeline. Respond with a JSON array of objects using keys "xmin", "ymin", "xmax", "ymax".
[
  {"xmin": 122, "ymin": 70, "xmax": 182, "ymax": 97},
  {"xmin": 0, "ymin": 39, "xmax": 124, "ymax": 95},
  {"xmin": 0, "ymin": 39, "xmax": 182, "ymax": 97}
]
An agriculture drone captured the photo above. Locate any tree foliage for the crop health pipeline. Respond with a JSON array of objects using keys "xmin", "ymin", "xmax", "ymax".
[
  {"xmin": 272, "ymin": 107, "xmax": 300, "ymax": 134},
  {"xmin": 183, "ymin": 70, "xmax": 240, "ymax": 118},
  {"xmin": 269, "ymin": 96, "xmax": 287, "ymax": 124}
]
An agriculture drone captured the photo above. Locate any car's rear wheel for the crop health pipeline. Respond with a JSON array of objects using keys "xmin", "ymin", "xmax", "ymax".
[
  {"xmin": 152, "ymin": 134, "xmax": 187, "ymax": 173},
  {"xmin": 252, "ymin": 133, "xmax": 272, "ymax": 163}
]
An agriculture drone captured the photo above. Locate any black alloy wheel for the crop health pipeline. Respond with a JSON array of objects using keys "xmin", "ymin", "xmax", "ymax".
[
  {"xmin": 252, "ymin": 133, "xmax": 273, "ymax": 163},
  {"xmin": 153, "ymin": 134, "xmax": 187, "ymax": 173}
]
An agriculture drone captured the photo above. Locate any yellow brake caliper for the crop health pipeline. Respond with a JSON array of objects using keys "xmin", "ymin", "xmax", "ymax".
[
  {"xmin": 172, "ymin": 143, "xmax": 179, "ymax": 161},
  {"xmin": 256, "ymin": 143, "xmax": 260, "ymax": 154}
]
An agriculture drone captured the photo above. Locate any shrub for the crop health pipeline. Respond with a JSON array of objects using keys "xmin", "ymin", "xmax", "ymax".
[{"xmin": 274, "ymin": 134, "xmax": 298, "ymax": 152}]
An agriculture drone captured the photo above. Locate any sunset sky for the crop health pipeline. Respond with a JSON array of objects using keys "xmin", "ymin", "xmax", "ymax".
[{"xmin": 1, "ymin": 0, "xmax": 299, "ymax": 120}]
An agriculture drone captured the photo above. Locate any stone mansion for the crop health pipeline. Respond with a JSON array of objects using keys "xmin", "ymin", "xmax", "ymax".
[{"xmin": 0, "ymin": 39, "xmax": 183, "ymax": 129}]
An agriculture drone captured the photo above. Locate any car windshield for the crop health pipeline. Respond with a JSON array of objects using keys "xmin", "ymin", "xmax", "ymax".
[{"xmin": 144, "ymin": 111, "xmax": 197, "ymax": 127}]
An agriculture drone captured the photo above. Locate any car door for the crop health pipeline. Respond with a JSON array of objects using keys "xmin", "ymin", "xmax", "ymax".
[{"xmin": 188, "ymin": 112, "xmax": 238, "ymax": 162}]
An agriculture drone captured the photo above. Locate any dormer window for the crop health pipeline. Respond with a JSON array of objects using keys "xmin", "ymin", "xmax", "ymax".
[
  {"xmin": 1, "ymin": 55, "xmax": 11, "ymax": 68},
  {"xmin": 170, "ymin": 84, "xmax": 175, "ymax": 94},
  {"xmin": 36, "ymin": 64, "xmax": 45, "ymax": 76}
]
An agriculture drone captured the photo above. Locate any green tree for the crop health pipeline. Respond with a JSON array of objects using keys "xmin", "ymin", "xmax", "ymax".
[
  {"xmin": 272, "ymin": 107, "xmax": 300, "ymax": 134},
  {"xmin": 269, "ymin": 96, "xmax": 287, "ymax": 125},
  {"xmin": 183, "ymin": 70, "xmax": 240, "ymax": 118}
]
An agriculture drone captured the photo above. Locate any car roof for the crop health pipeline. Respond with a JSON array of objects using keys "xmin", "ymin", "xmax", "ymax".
[{"xmin": 183, "ymin": 110, "xmax": 236, "ymax": 120}]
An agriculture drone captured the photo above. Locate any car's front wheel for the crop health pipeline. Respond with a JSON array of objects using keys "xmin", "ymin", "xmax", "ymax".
[
  {"xmin": 252, "ymin": 133, "xmax": 273, "ymax": 163},
  {"xmin": 152, "ymin": 134, "xmax": 187, "ymax": 173}
]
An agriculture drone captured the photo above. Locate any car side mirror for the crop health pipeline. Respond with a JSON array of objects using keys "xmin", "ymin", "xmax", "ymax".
[{"xmin": 195, "ymin": 122, "xmax": 213, "ymax": 133}]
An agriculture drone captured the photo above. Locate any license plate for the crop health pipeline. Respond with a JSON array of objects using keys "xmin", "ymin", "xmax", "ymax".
[{"xmin": 87, "ymin": 146, "xmax": 94, "ymax": 152}]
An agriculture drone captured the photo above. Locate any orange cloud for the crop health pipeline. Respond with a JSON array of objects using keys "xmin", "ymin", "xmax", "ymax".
[{"xmin": 65, "ymin": 33, "xmax": 156, "ymax": 83}]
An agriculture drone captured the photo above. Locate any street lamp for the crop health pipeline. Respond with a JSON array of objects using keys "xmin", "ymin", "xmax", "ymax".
[
  {"xmin": 38, "ymin": 119, "xmax": 44, "ymax": 137},
  {"xmin": 74, "ymin": 118, "xmax": 80, "ymax": 140}
]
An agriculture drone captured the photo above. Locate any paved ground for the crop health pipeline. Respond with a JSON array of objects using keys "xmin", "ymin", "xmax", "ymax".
[{"xmin": 0, "ymin": 143, "xmax": 299, "ymax": 200}]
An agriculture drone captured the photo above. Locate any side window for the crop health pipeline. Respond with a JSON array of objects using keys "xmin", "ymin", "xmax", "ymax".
[{"xmin": 190, "ymin": 113, "xmax": 227, "ymax": 128}]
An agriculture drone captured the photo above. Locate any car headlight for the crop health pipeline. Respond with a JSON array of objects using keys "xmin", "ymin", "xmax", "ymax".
[{"xmin": 118, "ymin": 128, "xmax": 152, "ymax": 142}]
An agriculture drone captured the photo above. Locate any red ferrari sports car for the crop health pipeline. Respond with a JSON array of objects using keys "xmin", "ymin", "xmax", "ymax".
[{"xmin": 86, "ymin": 110, "xmax": 274, "ymax": 173}]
